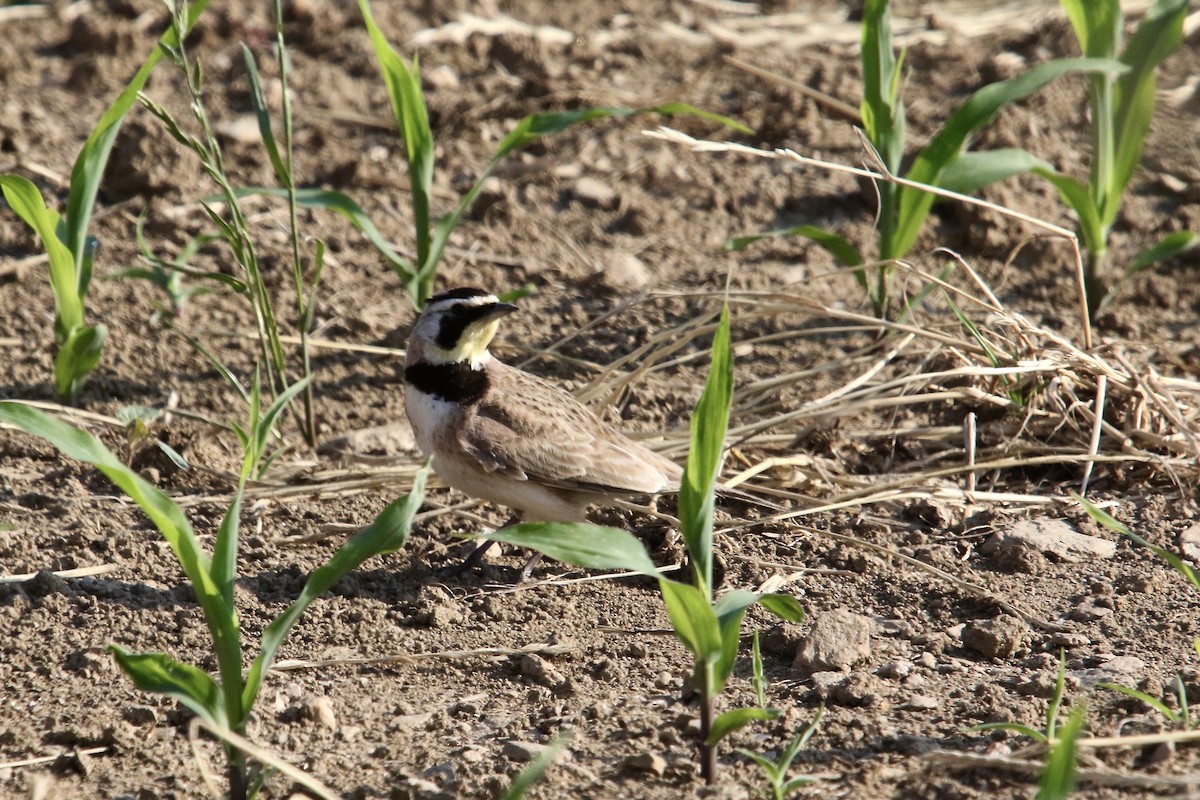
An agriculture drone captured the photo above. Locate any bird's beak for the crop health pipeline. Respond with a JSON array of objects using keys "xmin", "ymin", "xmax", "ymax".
[{"xmin": 480, "ymin": 302, "xmax": 518, "ymax": 321}]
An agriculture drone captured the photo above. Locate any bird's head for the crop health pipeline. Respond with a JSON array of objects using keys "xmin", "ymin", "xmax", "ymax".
[{"xmin": 409, "ymin": 287, "xmax": 518, "ymax": 368}]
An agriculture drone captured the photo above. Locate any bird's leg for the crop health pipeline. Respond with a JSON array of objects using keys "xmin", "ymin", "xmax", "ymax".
[{"xmin": 438, "ymin": 513, "xmax": 522, "ymax": 577}]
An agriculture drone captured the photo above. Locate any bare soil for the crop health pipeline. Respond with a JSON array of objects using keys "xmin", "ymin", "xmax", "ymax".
[{"xmin": 3, "ymin": 1, "xmax": 1200, "ymax": 798}]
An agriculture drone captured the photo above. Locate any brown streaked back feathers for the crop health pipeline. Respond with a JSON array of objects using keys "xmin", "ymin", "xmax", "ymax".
[{"xmin": 461, "ymin": 359, "xmax": 682, "ymax": 496}]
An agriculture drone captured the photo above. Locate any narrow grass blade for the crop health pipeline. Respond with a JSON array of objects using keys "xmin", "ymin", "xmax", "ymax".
[
  {"xmin": 706, "ymin": 707, "xmax": 778, "ymax": 746},
  {"xmin": 723, "ymin": 225, "xmax": 864, "ymax": 268},
  {"xmin": 109, "ymin": 647, "xmax": 226, "ymax": 727},
  {"xmin": 65, "ymin": 0, "xmax": 211, "ymax": 286},
  {"xmin": 0, "ymin": 175, "xmax": 83, "ymax": 332},
  {"xmin": 242, "ymin": 45, "xmax": 288, "ymax": 183},
  {"xmin": 1074, "ymin": 493, "xmax": 1200, "ymax": 592},
  {"xmin": 860, "ymin": 0, "xmax": 904, "ymax": 174},
  {"xmin": 1097, "ymin": 682, "xmax": 1179, "ymax": 720},
  {"xmin": 231, "ymin": 187, "xmax": 413, "ymax": 282},
  {"xmin": 679, "ymin": 304, "xmax": 733, "ymax": 594},
  {"xmin": 500, "ymin": 733, "xmax": 573, "ymax": 800},
  {"xmin": 242, "ymin": 467, "xmax": 428, "ymax": 709},
  {"xmin": 485, "ymin": 522, "xmax": 658, "ymax": 575},
  {"xmin": 358, "ymin": 0, "xmax": 432, "ymax": 302},
  {"xmin": 1037, "ymin": 705, "xmax": 1085, "ymax": 800},
  {"xmin": 210, "ymin": 495, "xmax": 243, "ymax": 612},
  {"xmin": 971, "ymin": 722, "xmax": 1048, "ymax": 742}
]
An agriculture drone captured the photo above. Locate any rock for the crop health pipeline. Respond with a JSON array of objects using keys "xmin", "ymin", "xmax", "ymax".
[
  {"xmin": 1070, "ymin": 655, "xmax": 1146, "ymax": 689},
  {"xmin": 877, "ymin": 660, "xmax": 913, "ymax": 680},
  {"xmin": 903, "ymin": 694, "xmax": 939, "ymax": 711},
  {"xmin": 832, "ymin": 672, "xmax": 882, "ymax": 706},
  {"xmin": 1051, "ymin": 631, "xmax": 1091, "ymax": 649},
  {"xmin": 653, "ymin": 670, "xmax": 674, "ymax": 689},
  {"xmin": 519, "ymin": 654, "xmax": 569, "ymax": 694},
  {"xmin": 794, "ymin": 608, "xmax": 872, "ymax": 672},
  {"xmin": 424, "ymin": 64, "xmax": 460, "ymax": 91},
  {"xmin": 302, "ymin": 696, "xmax": 337, "ymax": 730},
  {"xmin": 916, "ymin": 652, "xmax": 938, "ymax": 670},
  {"xmin": 623, "ymin": 752, "xmax": 666, "ymax": 776},
  {"xmin": 1180, "ymin": 524, "xmax": 1200, "ymax": 561},
  {"xmin": 1068, "ymin": 598, "xmax": 1113, "ymax": 622},
  {"xmin": 961, "ymin": 616, "xmax": 1027, "ymax": 660},
  {"xmin": 502, "ymin": 740, "xmax": 549, "ymax": 762},
  {"xmin": 595, "ymin": 251, "xmax": 649, "ymax": 291},
  {"xmin": 572, "ymin": 176, "xmax": 619, "ymax": 209},
  {"xmin": 982, "ymin": 519, "xmax": 1116, "ymax": 563}
]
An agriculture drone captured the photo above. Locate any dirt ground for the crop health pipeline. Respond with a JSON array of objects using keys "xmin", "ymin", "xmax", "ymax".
[{"xmin": 3, "ymin": 0, "xmax": 1200, "ymax": 797}]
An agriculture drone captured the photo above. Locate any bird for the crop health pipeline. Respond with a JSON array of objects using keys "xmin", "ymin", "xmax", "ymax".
[{"xmin": 403, "ymin": 286, "xmax": 693, "ymax": 577}]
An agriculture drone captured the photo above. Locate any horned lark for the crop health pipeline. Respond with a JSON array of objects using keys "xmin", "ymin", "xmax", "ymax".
[{"xmin": 404, "ymin": 287, "xmax": 685, "ymax": 574}]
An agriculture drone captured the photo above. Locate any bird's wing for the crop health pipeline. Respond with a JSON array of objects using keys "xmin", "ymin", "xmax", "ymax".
[{"xmin": 461, "ymin": 362, "xmax": 679, "ymax": 495}]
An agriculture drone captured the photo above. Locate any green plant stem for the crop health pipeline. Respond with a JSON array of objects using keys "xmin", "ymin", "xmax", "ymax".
[
  {"xmin": 271, "ymin": 0, "xmax": 317, "ymax": 447},
  {"xmin": 698, "ymin": 661, "xmax": 716, "ymax": 784},
  {"xmin": 227, "ymin": 751, "xmax": 248, "ymax": 800}
]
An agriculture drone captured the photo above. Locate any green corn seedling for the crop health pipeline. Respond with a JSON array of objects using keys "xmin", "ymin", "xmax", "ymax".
[
  {"xmin": 357, "ymin": 0, "xmax": 749, "ymax": 308},
  {"xmin": 0, "ymin": 0, "xmax": 209, "ymax": 401},
  {"xmin": 728, "ymin": 0, "xmax": 1121, "ymax": 319},
  {"xmin": 483, "ymin": 302, "xmax": 804, "ymax": 783},
  {"xmin": 0, "ymin": 399, "xmax": 427, "ymax": 799},
  {"xmin": 1039, "ymin": 0, "xmax": 1195, "ymax": 319}
]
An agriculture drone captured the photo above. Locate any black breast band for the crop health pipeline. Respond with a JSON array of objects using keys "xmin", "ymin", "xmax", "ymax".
[{"xmin": 404, "ymin": 361, "xmax": 490, "ymax": 404}]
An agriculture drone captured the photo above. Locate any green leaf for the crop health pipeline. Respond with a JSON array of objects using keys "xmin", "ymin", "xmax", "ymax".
[
  {"xmin": 938, "ymin": 149, "xmax": 1053, "ymax": 195},
  {"xmin": 660, "ymin": 579, "xmax": 723, "ymax": 663},
  {"xmin": 1127, "ymin": 230, "xmax": 1199, "ymax": 274},
  {"xmin": 706, "ymin": 706, "xmax": 778, "ymax": 746},
  {"xmin": 109, "ymin": 647, "xmax": 226, "ymax": 727},
  {"xmin": 1109, "ymin": 0, "xmax": 1188, "ymax": 220},
  {"xmin": 241, "ymin": 45, "xmax": 288, "ymax": 184},
  {"xmin": 65, "ymin": 0, "xmax": 211, "ymax": 288},
  {"xmin": 1033, "ymin": 168, "xmax": 1105, "ymax": 254},
  {"xmin": 54, "ymin": 323, "xmax": 106, "ymax": 401},
  {"xmin": 210, "ymin": 495, "xmax": 242, "ymax": 613},
  {"xmin": 242, "ymin": 467, "xmax": 427, "ymax": 710},
  {"xmin": 723, "ymin": 225, "xmax": 863, "ymax": 268},
  {"xmin": 499, "ymin": 733, "xmax": 573, "ymax": 800},
  {"xmin": 713, "ymin": 589, "xmax": 762, "ymax": 689},
  {"xmin": 1074, "ymin": 492, "xmax": 1200, "ymax": 592},
  {"xmin": 358, "ymin": 0, "xmax": 433, "ymax": 304},
  {"xmin": 485, "ymin": 522, "xmax": 660, "ymax": 575},
  {"xmin": 894, "ymin": 57, "xmax": 1125, "ymax": 259},
  {"xmin": 1059, "ymin": 0, "xmax": 1119, "ymax": 59},
  {"xmin": 679, "ymin": 304, "xmax": 733, "ymax": 594},
  {"xmin": 1037, "ymin": 705, "xmax": 1085, "ymax": 800},
  {"xmin": 0, "ymin": 175, "xmax": 84, "ymax": 333},
  {"xmin": 0, "ymin": 402, "xmax": 242, "ymax": 707},
  {"xmin": 971, "ymin": 721, "xmax": 1049, "ymax": 742},
  {"xmin": 1098, "ymin": 682, "xmax": 1179, "ymax": 721},
  {"xmin": 230, "ymin": 187, "xmax": 413, "ymax": 284},
  {"xmin": 759, "ymin": 592, "xmax": 805, "ymax": 623},
  {"xmin": 860, "ymin": 0, "xmax": 904, "ymax": 174}
]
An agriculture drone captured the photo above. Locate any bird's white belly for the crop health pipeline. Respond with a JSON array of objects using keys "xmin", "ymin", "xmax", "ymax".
[
  {"xmin": 404, "ymin": 388, "xmax": 457, "ymax": 457},
  {"xmin": 405, "ymin": 387, "xmax": 588, "ymax": 521}
]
